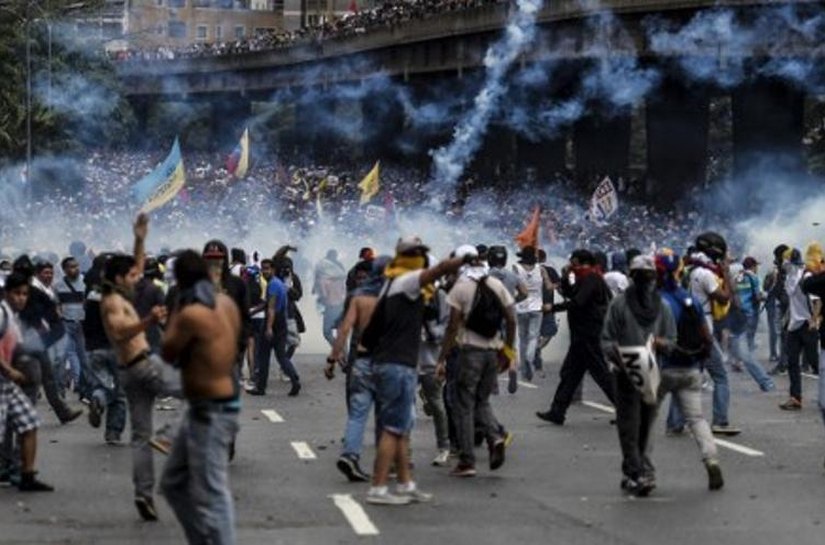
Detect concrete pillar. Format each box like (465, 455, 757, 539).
(470, 125, 518, 187)
(211, 94, 252, 151)
(128, 96, 152, 148)
(517, 134, 567, 183)
(573, 106, 632, 187)
(646, 79, 710, 203)
(732, 77, 805, 178)
(361, 86, 406, 163)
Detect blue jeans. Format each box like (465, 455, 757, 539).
(161, 404, 239, 545)
(87, 349, 127, 439)
(61, 321, 89, 396)
(374, 363, 416, 436)
(730, 314, 774, 392)
(322, 304, 343, 348)
(342, 358, 376, 459)
(517, 311, 542, 380)
(669, 338, 730, 428)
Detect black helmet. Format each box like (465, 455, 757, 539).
(695, 232, 727, 263)
(488, 245, 508, 267)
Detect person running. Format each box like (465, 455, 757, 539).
(436, 245, 516, 477)
(361, 236, 466, 505)
(12, 256, 81, 424)
(730, 257, 774, 391)
(100, 213, 178, 521)
(159, 251, 242, 545)
(537, 249, 616, 425)
(0, 272, 54, 492)
(655, 250, 724, 491)
(83, 254, 128, 444)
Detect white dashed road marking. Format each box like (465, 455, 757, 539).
(290, 441, 317, 460)
(713, 438, 765, 457)
(581, 400, 765, 457)
(498, 378, 539, 389)
(582, 400, 615, 414)
(261, 409, 284, 423)
(330, 494, 380, 536)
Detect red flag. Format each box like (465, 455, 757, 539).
(348, 0, 358, 12)
(515, 206, 541, 249)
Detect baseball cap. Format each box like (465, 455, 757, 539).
(629, 255, 656, 272)
(454, 244, 479, 262)
(396, 236, 429, 255)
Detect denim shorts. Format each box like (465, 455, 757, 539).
(374, 363, 417, 436)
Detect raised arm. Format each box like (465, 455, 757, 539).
(419, 256, 465, 288)
(133, 213, 148, 276)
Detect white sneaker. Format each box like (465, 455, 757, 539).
(432, 449, 450, 467)
(397, 487, 433, 503)
(365, 489, 412, 506)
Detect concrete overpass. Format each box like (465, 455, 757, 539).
(118, 0, 825, 200)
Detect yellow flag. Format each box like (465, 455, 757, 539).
(358, 161, 380, 205)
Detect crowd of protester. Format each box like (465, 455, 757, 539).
(112, 0, 506, 61)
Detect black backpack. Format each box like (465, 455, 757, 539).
(672, 296, 712, 366)
(465, 277, 505, 339)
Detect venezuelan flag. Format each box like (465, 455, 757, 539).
(131, 138, 187, 213)
(226, 128, 250, 178)
(358, 161, 380, 205)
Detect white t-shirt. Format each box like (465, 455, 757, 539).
(689, 266, 719, 328)
(786, 267, 819, 331)
(513, 264, 543, 314)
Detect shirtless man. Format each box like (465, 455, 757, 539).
(326, 256, 389, 483)
(100, 213, 174, 521)
(159, 251, 241, 545)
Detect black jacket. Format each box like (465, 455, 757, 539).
(554, 272, 611, 343)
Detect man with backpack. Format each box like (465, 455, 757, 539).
(676, 232, 740, 436)
(655, 251, 724, 492)
(436, 245, 516, 477)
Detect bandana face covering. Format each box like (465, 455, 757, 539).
(384, 255, 433, 301)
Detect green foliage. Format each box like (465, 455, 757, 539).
(0, 0, 135, 163)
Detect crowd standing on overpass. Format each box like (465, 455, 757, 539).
(113, 0, 507, 61)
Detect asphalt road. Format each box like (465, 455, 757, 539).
(1, 330, 823, 545)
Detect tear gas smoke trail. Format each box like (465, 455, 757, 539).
(429, 0, 544, 203)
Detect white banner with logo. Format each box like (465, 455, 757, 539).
(588, 176, 619, 223)
(617, 337, 660, 405)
